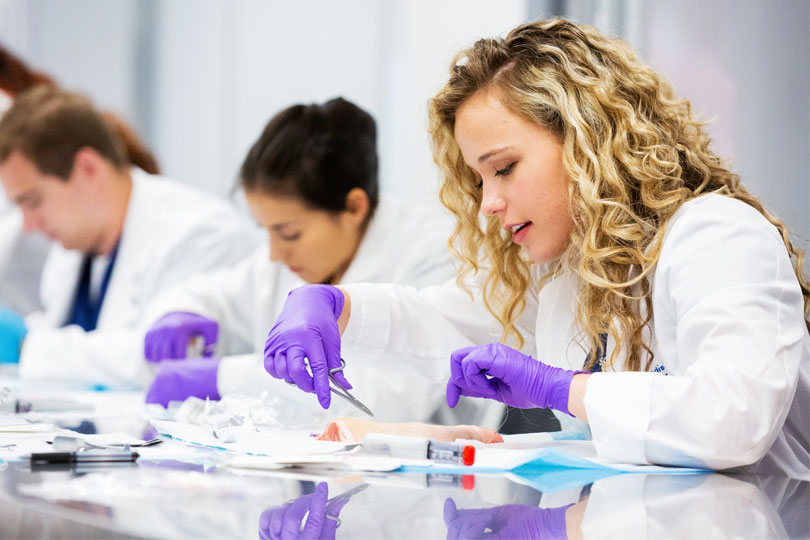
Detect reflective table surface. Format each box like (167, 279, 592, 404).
(1, 450, 808, 539)
(0, 384, 807, 539)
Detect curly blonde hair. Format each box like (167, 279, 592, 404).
(429, 18, 810, 371)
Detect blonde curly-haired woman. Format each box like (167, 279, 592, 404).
(262, 19, 809, 478)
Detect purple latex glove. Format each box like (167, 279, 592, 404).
(258, 482, 349, 540)
(145, 357, 221, 407)
(443, 499, 573, 540)
(144, 311, 219, 363)
(446, 343, 586, 415)
(263, 285, 349, 409)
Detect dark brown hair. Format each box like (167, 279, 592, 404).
(0, 86, 128, 178)
(240, 97, 379, 214)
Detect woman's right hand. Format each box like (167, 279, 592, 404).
(263, 285, 349, 409)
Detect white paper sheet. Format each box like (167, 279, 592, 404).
(150, 419, 346, 456)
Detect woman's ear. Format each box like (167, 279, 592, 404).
(344, 188, 370, 224)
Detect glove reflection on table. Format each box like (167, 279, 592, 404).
(446, 343, 586, 415)
(144, 311, 219, 362)
(258, 482, 350, 540)
(443, 498, 572, 540)
(263, 285, 349, 409)
(145, 357, 221, 407)
(0, 305, 27, 364)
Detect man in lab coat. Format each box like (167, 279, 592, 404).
(0, 87, 256, 387)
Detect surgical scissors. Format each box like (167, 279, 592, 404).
(328, 358, 374, 417)
(286, 358, 374, 417)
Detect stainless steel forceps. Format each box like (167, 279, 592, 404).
(329, 358, 374, 417)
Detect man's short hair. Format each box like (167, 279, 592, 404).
(0, 86, 128, 178)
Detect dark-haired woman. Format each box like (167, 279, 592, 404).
(141, 98, 479, 425)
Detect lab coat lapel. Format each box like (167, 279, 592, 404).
(36, 245, 83, 328)
(95, 171, 148, 329)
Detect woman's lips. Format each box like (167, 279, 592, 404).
(512, 222, 532, 244)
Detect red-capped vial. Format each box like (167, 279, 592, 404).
(462, 445, 475, 466)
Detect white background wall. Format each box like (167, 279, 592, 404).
(637, 0, 810, 249)
(1, 0, 808, 245)
(1, 0, 527, 215)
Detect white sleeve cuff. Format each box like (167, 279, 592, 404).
(217, 353, 269, 396)
(584, 372, 653, 465)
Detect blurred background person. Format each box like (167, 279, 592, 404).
(0, 43, 160, 318)
(141, 98, 494, 427)
(0, 87, 257, 386)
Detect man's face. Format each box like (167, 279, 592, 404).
(0, 150, 99, 252)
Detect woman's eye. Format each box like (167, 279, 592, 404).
(494, 162, 515, 177)
(476, 180, 483, 190)
(24, 200, 42, 211)
(279, 232, 301, 242)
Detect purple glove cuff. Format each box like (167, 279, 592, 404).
(288, 284, 344, 320)
(544, 367, 589, 416)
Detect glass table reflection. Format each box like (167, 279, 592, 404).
(0, 455, 807, 539)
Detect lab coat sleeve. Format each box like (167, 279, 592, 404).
(142, 249, 266, 357)
(19, 326, 150, 388)
(340, 275, 538, 405)
(584, 200, 806, 469)
(18, 210, 258, 388)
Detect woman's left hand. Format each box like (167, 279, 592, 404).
(446, 342, 584, 414)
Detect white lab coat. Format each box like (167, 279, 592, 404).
(19, 169, 258, 387)
(145, 196, 496, 425)
(0, 193, 49, 315)
(340, 194, 810, 478)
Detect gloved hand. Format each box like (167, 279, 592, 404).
(258, 482, 349, 540)
(446, 343, 586, 415)
(263, 285, 349, 409)
(144, 311, 219, 363)
(443, 499, 573, 540)
(145, 357, 221, 407)
(0, 306, 27, 364)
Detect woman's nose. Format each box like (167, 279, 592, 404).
(479, 183, 506, 216)
(268, 240, 283, 262)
